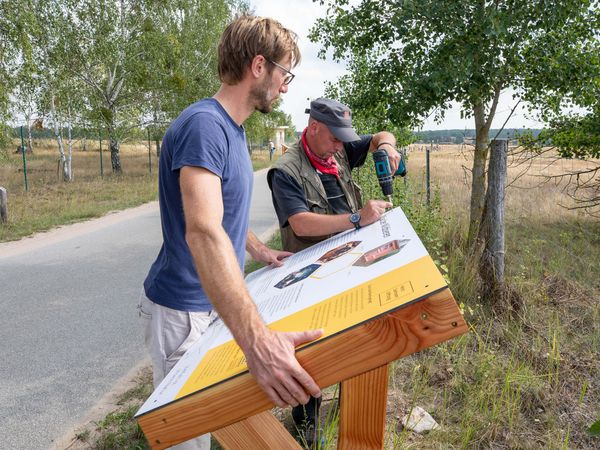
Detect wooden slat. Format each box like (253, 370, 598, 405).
(338, 365, 389, 450)
(139, 288, 467, 449)
(213, 411, 302, 450)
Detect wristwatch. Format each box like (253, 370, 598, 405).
(349, 212, 361, 230)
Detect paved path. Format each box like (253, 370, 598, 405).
(0, 169, 277, 450)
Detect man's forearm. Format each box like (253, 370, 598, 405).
(246, 230, 265, 260)
(288, 211, 353, 237)
(370, 131, 397, 152)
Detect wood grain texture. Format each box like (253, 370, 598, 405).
(338, 365, 389, 450)
(212, 411, 302, 450)
(138, 288, 467, 449)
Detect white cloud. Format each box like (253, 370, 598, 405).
(251, 0, 544, 131)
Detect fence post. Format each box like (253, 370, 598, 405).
(479, 139, 508, 297)
(0, 186, 7, 223)
(147, 128, 152, 174)
(20, 126, 29, 191)
(402, 147, 407, 187)
(426, 142, 431, 206)
(99, 133, 104, 178)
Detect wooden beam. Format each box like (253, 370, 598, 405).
(213, 411, 302, 450)
(338, 365, 389, 450)
(139, 288, 467, 449)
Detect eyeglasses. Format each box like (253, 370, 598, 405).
(267, 59, 295, 85)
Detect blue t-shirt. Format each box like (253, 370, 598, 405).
(144, 98, 253, 312)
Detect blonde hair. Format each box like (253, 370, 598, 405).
(218, 15, 301, 84)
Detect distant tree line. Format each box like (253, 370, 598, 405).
(413, 129, 543, 144)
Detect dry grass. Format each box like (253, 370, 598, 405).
(405, 143, 598, 222)
(0, 139, 277, 242)
(392, 144, 600, 449)
(55, 142, 599, 449)
(0, 139, 158, 242)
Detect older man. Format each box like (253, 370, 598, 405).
(268, 97, 399, 444)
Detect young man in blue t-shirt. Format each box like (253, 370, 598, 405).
(140, 15, 322, 449)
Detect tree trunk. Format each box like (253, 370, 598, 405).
(107, 106, 122, 174)
(467, 103, 490, 246)
(155, 138, 161, 158)
(65, 114, 73, 182)
(50, 95, 70, 182)
(478, 139, 507, 303)
(27, 120, 33, 153)
(0, 186, 7, 223)
(110, 136, 122, 174)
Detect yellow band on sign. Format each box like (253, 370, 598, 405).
(176, 255, 446, 399)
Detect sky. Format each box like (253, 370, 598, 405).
(251, 0, 546, 132)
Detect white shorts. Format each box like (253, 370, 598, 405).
(138, 295, 212, 450)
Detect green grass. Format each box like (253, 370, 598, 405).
(361, 164, 599, 448)
(0, 175, 158, 242)
(70, 369, 153, 450)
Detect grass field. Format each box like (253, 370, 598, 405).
(0, 139, 278, 242)
(384, 145, 599, 449)
(8, 141, 599, 449)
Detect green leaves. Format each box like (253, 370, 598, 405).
(311, 0, 599, 132)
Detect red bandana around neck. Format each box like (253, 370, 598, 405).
(301, 128, 339, 178)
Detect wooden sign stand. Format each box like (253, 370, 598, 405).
(137, 287, 467, 449)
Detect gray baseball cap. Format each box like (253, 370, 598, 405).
(305, 98, 360, 142)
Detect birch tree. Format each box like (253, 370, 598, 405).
(0, 1, 40, 154)
(136, 0, 235, 156)
(44, 0, 148, 174)
(310, 0, 600, 245)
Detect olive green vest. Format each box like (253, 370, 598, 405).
(268, 140, 363, 253)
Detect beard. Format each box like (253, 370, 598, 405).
(250, 75, 276, 114)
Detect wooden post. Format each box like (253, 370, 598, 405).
(0, 186, 7, 223)
(99, 133, 104, 178)
(20, 126, 29, 191)
(426, 143, 431, 206)
(147, 128, 152, 174)
(338, 365, 389, 450)
(213, 411, 302, 450)
(402, 148, 407, 186)
(479, 139, 507, 298)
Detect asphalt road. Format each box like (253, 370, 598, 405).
(0, 168, 277, 450)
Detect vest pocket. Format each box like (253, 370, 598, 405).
(350, 180, 363, 209)
(307, 198, 329, 215)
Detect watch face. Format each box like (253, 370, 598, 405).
(350, 213, 360, 224)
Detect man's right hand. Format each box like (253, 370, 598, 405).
(243, 328, 323, 408)
(359, 199, 392, 226)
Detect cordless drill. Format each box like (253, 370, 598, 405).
(373, 148, 407, 206)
